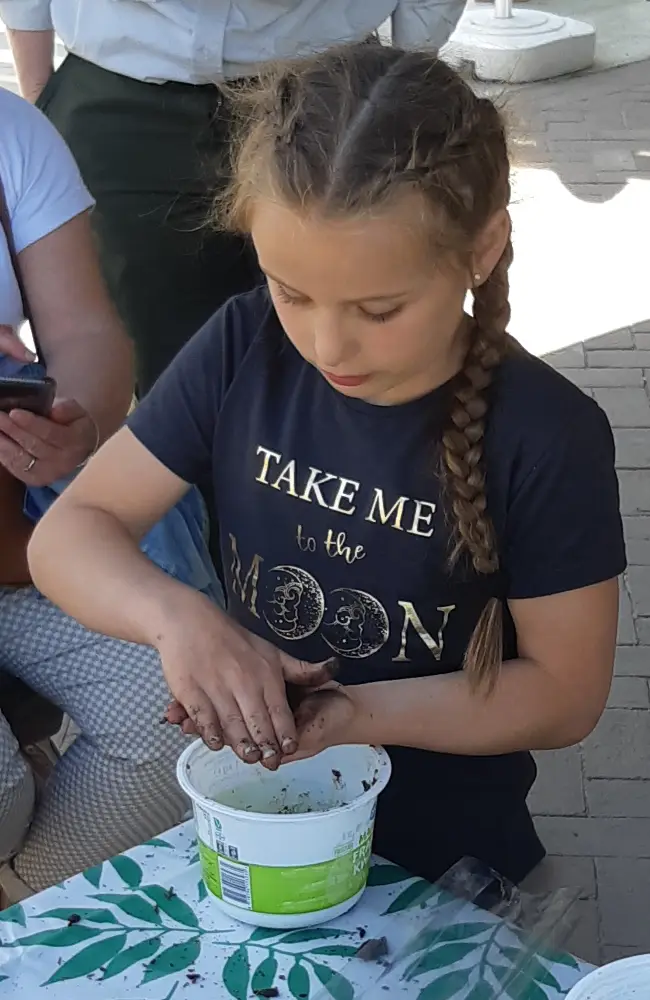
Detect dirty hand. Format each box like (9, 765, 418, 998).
(0, 397, 98, 485)
(283, 681, 360, 762)
(158, 598, 338, 769)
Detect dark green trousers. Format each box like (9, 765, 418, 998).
(39, 54, 260, 394)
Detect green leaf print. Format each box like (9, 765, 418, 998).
(222, 945, 250, 1000)
(513, 981, 549, 1000)
(288, 961, 311, 1000)
(142, 936, 201, 984)
(0, 903, 25, 927)
(94, 893, 162, 925)
(145, 838, 175, 849)
(110, 856, 143, 888)
(465, 983, 495, 1000)
(101, 935, 162, 980)
(311, 946, 359, 958)
(365, 864, 412, 887)
(437, 924, 493, 944)
(7, 925, 102, 948)
(282, 928, 345, 946)
(417, 969, 470, 999)
(537, 946, 581, 972)
(406, 942, 479, 980)
(251, 955, 278, 992)
(383, 879, 431, 915)
(83, 864, 104, 889)
(197, 881, 208, 903)
(311, 962, 354, 1000)
(497, 948, 562, 993)
(37, 908, 120, 925)
(248, 927, 284, 943)
(142, 885, 199, 928)
(404, 922, 490, 960)
(44, 932, 128, 985)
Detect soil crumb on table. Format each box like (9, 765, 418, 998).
(356, 936, 389, 962)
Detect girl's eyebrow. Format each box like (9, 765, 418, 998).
(262, 269, 411, 303)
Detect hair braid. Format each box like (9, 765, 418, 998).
(441, 235, 514, 691)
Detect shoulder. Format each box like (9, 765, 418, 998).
(0, 86, 67, 184)
(134, 285, 280, 414)
(187, 284, 280, 385)
(0, 86, 94, 251)
(489, 345, 610, 460)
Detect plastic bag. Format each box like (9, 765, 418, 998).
(312, 856, 584, 999)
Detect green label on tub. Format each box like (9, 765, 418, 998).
(198, 833, 372, 915)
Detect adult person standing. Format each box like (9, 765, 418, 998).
(0, 1, 466, 393)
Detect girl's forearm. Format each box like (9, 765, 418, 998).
(352, 662, 600, 756)
(28, 503, 204, 647)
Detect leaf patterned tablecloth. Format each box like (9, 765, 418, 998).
(0, 822, 591, 999)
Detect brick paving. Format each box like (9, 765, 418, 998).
(504, 62, 650, 965)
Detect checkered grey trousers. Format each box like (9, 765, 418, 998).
(0, 586, 190, 892)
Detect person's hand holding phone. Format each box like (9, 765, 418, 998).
(0, 396, 98, 485)
(0, 323, 37, 366)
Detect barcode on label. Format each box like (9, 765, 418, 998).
(218, 858, 252, 908)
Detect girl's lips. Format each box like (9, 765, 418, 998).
(322, 371, 369, 387)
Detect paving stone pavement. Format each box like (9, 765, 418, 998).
(505, 61, 650, 966)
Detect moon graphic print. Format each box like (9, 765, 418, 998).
(263, 565, 326, 640)
(321, 588, 390, 658)
(225, 443, 458, 665)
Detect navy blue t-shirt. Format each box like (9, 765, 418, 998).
(129, 287, 625, 884)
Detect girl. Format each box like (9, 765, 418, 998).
(29, 43, 625, 886)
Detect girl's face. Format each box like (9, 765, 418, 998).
(250, 194, 472, 406)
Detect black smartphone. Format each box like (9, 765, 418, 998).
(0, 376, 56, 416)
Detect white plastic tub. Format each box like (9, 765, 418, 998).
(177, 741, 392, 929)
(566, 955, 650, 999)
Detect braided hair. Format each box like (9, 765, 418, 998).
(220, 43, 514, 691)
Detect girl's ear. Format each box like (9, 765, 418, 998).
(470, 209, 511, 286)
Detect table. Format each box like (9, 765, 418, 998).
(0, 823, 591, 999)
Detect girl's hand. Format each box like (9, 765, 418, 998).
(0, 397, 98, 485)
(284, 682, 361, 762)
(157, 596, 337, 769)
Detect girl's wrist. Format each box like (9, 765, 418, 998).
(347, 683, 389, 746)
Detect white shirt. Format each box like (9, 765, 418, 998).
(0, 86, 93, 329)
(0, 1, 467, 85)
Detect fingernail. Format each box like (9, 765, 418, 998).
(261, 746, 278, 760)
(207, 736, 223, 750)
(324, 657, 340, 676)
(243, 744, 258, 757)
(282, 738, 297, 754)
(25, 349, 36, 361)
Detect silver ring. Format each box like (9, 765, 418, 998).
(24, 456, 36, 473)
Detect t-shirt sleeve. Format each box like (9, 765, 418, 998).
(0, 89, 94, 252)
(505, 403, 626, 600)
(127, 298, 252, 485)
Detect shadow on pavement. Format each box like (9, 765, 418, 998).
(491, 61, 650, 204)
